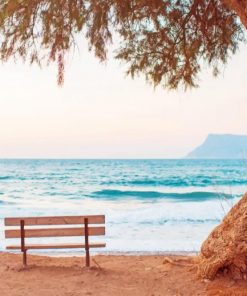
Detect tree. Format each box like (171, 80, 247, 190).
(0, 0, 245, 88)
(198, 192, 247, 280)
(223, 0, 247, 29)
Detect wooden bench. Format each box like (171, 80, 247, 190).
(4, 215, 106, 267)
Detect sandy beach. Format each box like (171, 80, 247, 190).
(1, 252, 247, 296)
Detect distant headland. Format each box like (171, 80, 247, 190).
(186, 134, 247, 159)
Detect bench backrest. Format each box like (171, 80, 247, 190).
(4, 215, 105, 239)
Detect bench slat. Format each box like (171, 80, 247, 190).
(5, 226, 105, 238)
(5, 215, 105, 226)
(6, 243, 106, 250)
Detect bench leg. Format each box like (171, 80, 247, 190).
(85, 248, 90, 267)
(84, 218, 90, 267)
(20, 220, 27, 266)
(23, 250, 27, 266)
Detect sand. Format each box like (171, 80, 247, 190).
(1, 252, 247, 296)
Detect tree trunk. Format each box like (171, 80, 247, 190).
(222, 0, 247, 29)
(198, 192, 247, 280)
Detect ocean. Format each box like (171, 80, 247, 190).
(0, 159, 246, 254)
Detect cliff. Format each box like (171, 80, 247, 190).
(186, 134, 247, 159)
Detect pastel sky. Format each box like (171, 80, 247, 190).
(0, 43, 246, 159)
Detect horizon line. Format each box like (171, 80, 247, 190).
(0, 157, 246, 160)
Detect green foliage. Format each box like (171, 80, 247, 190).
(0, 0, 244, 88)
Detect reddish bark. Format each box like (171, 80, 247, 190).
(198, 192, 247, 280)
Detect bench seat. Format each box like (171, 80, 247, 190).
(6, 242, 106, 250)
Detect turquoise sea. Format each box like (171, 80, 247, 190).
(0, 159, 246, 253)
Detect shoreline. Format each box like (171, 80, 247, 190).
(0, 250, 199, 257)
(1, 252, 247, 296)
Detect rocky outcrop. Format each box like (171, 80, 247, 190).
(186, 134, 247, 159)
(198, 192, 247, 279)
